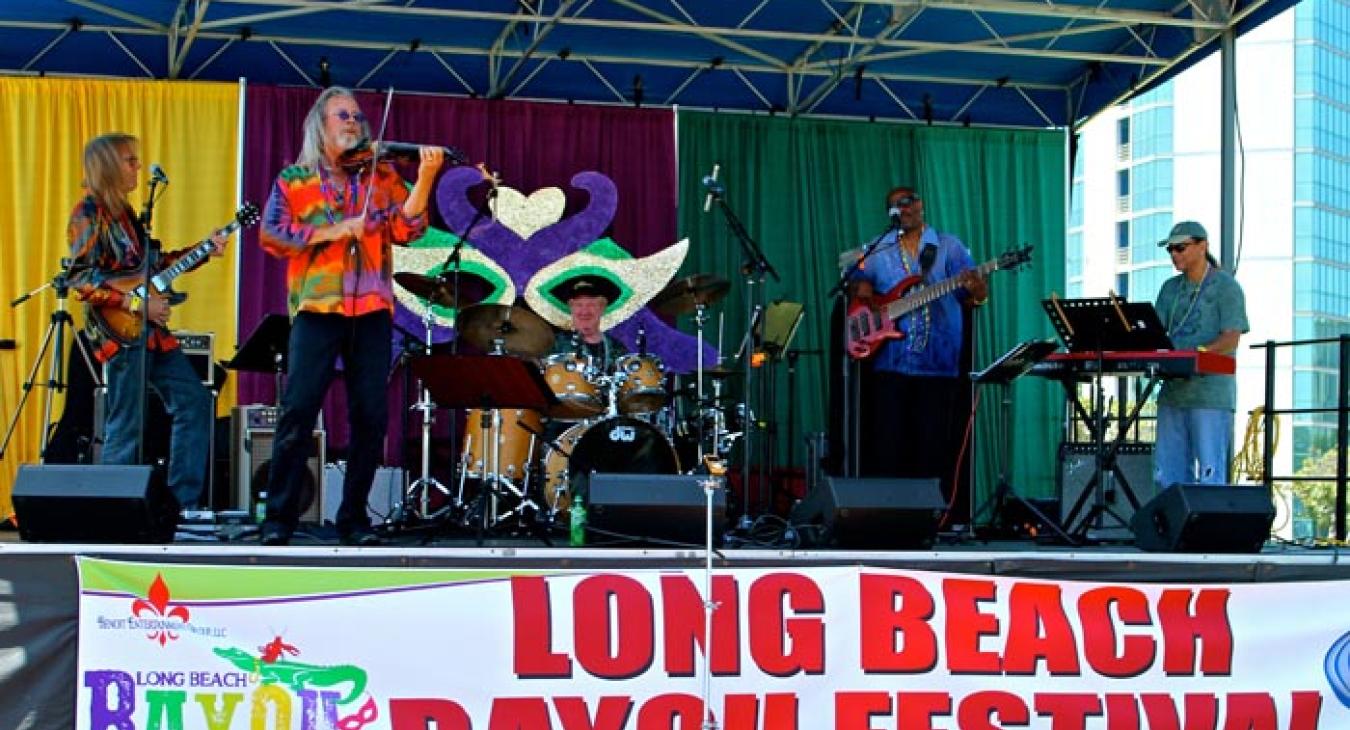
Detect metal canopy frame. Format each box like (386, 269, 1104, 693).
(0, 0, 1285, 128)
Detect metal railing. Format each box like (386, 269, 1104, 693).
(1255, 335, 1350, 541)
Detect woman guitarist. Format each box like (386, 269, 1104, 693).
(66, 132, 227, 511)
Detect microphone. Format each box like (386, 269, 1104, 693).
(702, 163, 721, 213)
(150, 164, 169, 185)
(888, 206, 903, 230)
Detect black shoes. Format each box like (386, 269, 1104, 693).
(339, 528, 382, 547)
(260, 523, 291, 546)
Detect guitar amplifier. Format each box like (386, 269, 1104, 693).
(1058, 442, 1156, 541)
(175, 331, 215, 387)
(231, 405, 325, 522)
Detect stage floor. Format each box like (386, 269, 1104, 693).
(3, 526, 1349, 583)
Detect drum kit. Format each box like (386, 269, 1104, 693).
(392, 270, 738, 536)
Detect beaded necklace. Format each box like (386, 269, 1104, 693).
(1167, 262, 1211, 335)
(898, 236, 932, 353)
(318, 167, 360, 224)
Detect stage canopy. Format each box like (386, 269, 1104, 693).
(0, 0, 1296, 129)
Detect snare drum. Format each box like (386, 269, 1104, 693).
(541, 416, 680, 516)
(615, 353, 666, 414)
(542, 353, 605, 420)
(461, 408, 541, 483)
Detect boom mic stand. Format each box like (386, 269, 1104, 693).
(1, 264, 103, 461)
(704, 177, 778, 517)
(827, 222, 898, 478)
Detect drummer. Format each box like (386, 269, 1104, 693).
(550, 274, 627, 370)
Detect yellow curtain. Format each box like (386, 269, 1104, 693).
(0, 78, 240, 518)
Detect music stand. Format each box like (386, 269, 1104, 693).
(1043, 297, 1172, 353)
(1040, 297, 1170, 541)
(225, 314, 292, 403)
(411, 354, 557, 544)
(969, 339, 1072, 543)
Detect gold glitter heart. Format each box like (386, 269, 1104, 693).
(490, 186, 566, 239)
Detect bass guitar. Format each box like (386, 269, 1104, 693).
(90, 203, 260, 345)
(845, 245, 1033, 360)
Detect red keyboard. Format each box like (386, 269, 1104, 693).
(1030, 349, 1236, 379)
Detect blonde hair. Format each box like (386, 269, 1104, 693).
(82, 132, 137, 215)
(296, 86, 370, 170)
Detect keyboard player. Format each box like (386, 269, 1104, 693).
(1152, 221, 1249, 489)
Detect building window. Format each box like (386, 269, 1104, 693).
(1115, 272, 1130, 299)
(1117, 169, 1131, 197)
(1118, 118, 1131, 146)
(1117, 222, 1130, 249)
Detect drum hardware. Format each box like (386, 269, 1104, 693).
(540, 416, 681, 519)
(409, 353, 557, 544)
(393, 306, 457, 525)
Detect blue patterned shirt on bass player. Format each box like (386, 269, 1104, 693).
(852, 225, 977, 377)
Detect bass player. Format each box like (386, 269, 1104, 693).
(66, 132, 227, 511)
(849, 185, 987, 498)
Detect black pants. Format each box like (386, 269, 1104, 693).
(860, 371, 960, 498)
(266, 311, 391, 534)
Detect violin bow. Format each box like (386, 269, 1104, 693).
(359, 86, 396, 222)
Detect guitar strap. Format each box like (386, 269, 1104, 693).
(918, 241, 938, 280)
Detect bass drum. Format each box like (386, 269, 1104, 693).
(542, 417, 679, 516)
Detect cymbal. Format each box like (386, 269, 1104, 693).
(455, 303, 554, 358)
(651, 274, 730, 316)
(394, 271, 489, 309)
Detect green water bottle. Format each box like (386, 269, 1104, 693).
(569, 494, 587, 547)
(255, 491, 268, 525)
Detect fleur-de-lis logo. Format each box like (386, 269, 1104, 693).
(130, 573, 190, 646)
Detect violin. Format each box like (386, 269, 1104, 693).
(338, 138, 468, 172)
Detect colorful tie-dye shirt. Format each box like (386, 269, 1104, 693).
(66, 194, 195, 362)
(259, 162, 428, 317)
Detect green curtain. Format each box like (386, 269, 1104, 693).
(675, 110, 1066, 520)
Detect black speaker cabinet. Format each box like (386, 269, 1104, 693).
(587, 473, 727, 545)
(230, 405, 325, 521)
(12, 464, 178, 543)
(1131, 484, 1275, 553)
(789, 477, 945, 549)
(1059, 443, 1156, 541)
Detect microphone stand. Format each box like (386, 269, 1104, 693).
(437, 190, 492, 530)
(706, 182, 778, 518)
(829, 222, 897, 478)
(134, 175, 166, 470)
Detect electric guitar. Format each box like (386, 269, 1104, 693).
(845, 245, 1033, 360)
(90, 203, 261, 345)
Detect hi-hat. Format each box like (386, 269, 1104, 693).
(394, 271, 489, 309)
(651, 274, 730, 316)
(456, 303, 554, 358)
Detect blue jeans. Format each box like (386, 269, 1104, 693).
(101, 344, 212, 508)
(1154, 404, 1234, 488)
(265, 311, 390, 534)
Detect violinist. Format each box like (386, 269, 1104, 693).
(257, 86, 445, 546)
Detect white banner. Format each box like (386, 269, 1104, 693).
(76, 558, 1350, 729)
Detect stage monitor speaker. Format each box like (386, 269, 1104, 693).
(587, 473, 726, 545)
(1130, 484, 1275, 553)
(322, 465, 403, 525)
(231, 405, 325, 522)
(12, 464, 177, 543)
(1058, 442, 1156, 541)
(789, 477, 944, 549)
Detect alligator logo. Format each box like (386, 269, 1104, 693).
(213, 646, 367, 705)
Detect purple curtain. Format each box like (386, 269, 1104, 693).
(238, 85, 677, 461)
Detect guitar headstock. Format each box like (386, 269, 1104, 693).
(998, 245, 1034, 270)
(235, 202, 262, 228)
